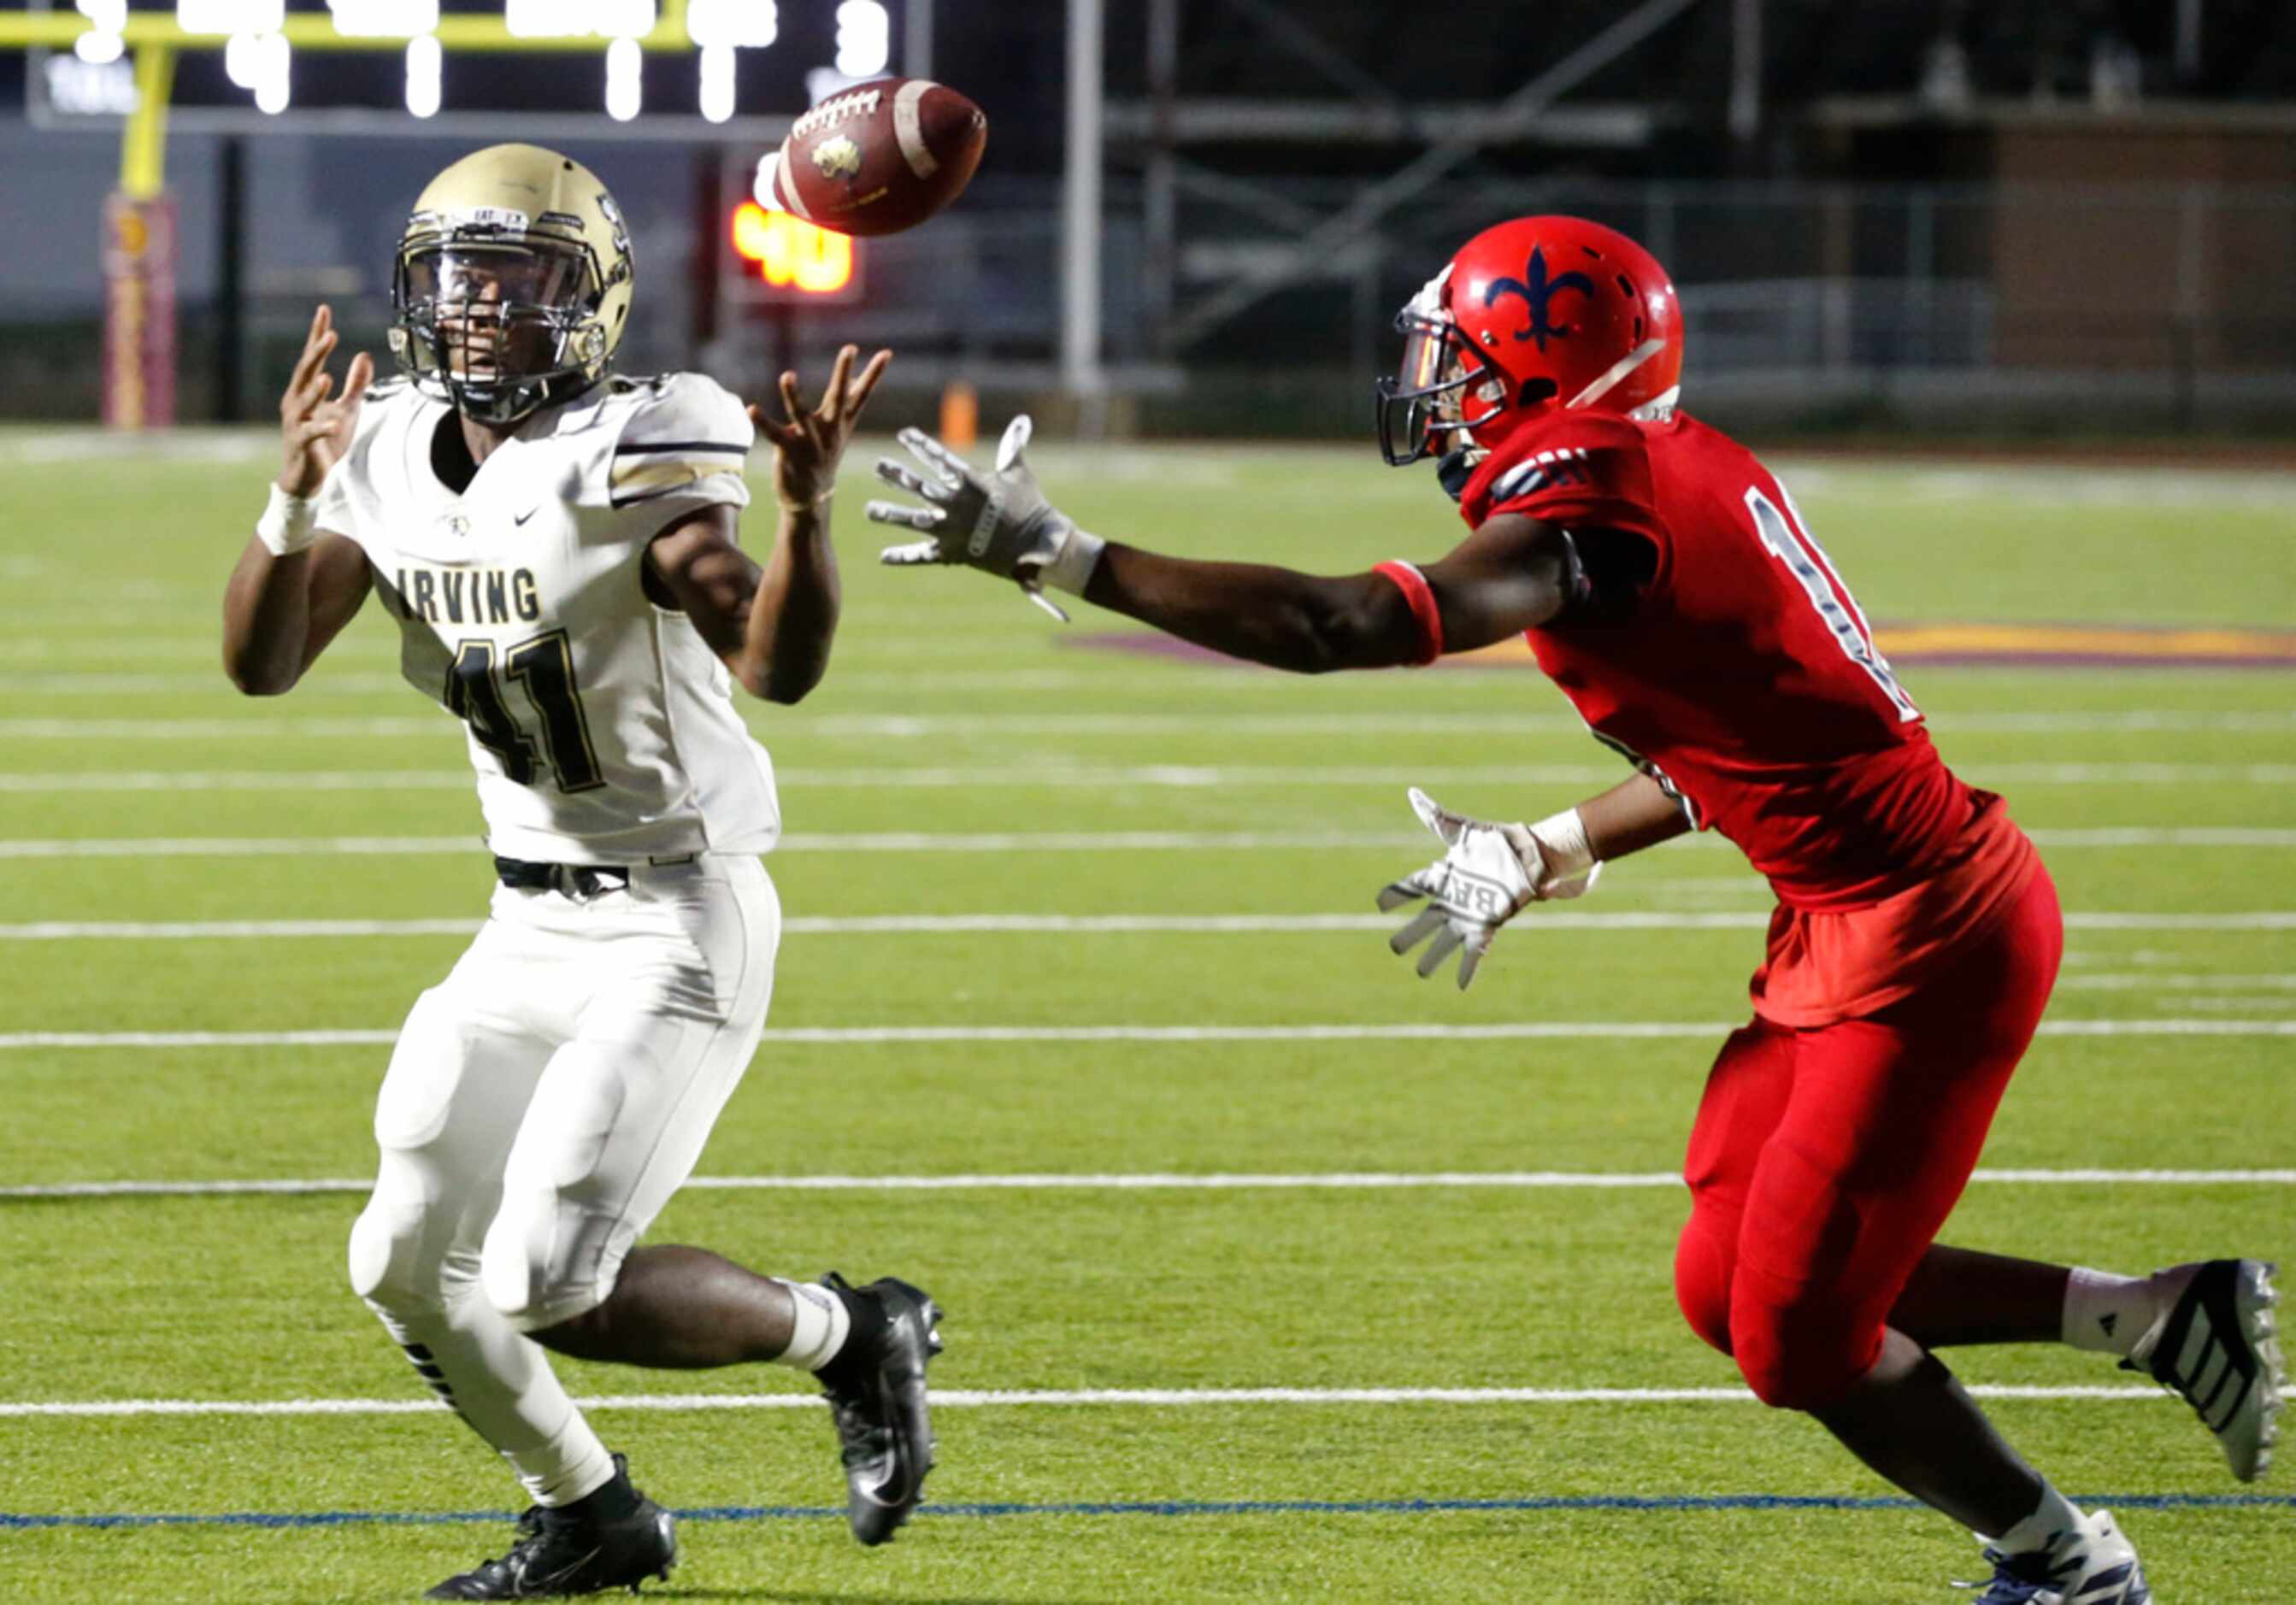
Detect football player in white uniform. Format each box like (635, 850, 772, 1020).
(221, 144, 942, 1599)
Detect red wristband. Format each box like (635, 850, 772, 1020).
(1374, 561, 1443, 665)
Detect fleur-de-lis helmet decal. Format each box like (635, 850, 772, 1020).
(1481, 246, 1598, 352)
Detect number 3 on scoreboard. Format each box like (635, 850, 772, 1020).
(444, 629, 607, 793)
(1743, 485, 1921, 722)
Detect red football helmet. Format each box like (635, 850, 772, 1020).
(1377, 215, 1683, 466)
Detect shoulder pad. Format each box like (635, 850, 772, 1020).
(609, 372, 754, 454)
(603, 373, 755, 514)
(1466, 411, 1659, 536)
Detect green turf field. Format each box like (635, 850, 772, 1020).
(0, 430, 2290, 1602)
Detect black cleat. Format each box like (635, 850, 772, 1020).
(425, 1456, 676, 1600)
(817, 1272, 944, 1545)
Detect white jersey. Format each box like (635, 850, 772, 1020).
(316, 372, 780, 863)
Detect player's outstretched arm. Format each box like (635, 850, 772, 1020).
(650, 345, 891, 703)
(868, 416, 1579, 673)
(222, 304, 373, 696)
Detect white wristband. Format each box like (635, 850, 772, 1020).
(1526, 807, 1596, 889)
(256, 482, 320, 557)
(1040, 525, 1105, 597)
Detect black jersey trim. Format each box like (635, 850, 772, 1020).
(614, 438, 750, 456)
(609, 483, 745, 511)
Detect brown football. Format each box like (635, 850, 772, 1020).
(762, 77, 986, 238)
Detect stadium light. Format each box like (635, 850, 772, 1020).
(404, 32, 440, 117)
(504, 0, 579, 37)
(833, 1, 887, 78)
(698, 42, 734, 123)
(731, 201, 855, 296)
(74, 0, 124, 61)
(604, 35, 641, 121)
(329, 0, 440, 39)
(508, 0, 656, 40)
(46, 52, 138, 112)
(251, 31, 290, 112)
(178, 0, 285, 37)
(687, 0, 775, 50)
(222, 29, 260, 85)
(597, 0, 656, 40)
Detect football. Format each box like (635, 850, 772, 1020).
(759, 77, 987, 238)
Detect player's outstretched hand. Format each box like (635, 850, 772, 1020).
(868, 414, 1097, 620)
(278, 304, 374, 499)
(1378, 788, 1597, 990)
(753, 344, 892, 514)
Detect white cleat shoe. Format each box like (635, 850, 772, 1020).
(1959, 1507, 2151, 1605)
(2122, 1258, 2284, 1482)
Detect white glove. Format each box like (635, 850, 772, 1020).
(1378, 787, 1600, 990)
(868, 414, 1104, 621)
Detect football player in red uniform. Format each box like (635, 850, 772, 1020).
(867, 215, 2281, 1601)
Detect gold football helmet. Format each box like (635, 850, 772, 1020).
(389, 144, 634, 425)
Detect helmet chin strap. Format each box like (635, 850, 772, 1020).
(1564, 337, 1669, 411)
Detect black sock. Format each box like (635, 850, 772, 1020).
(814, 1284, 888, 1390)
(553, 1461, 642, 1526)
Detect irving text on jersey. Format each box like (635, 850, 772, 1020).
(391, 564, 543, 626)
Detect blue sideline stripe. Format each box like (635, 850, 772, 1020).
(4, 1492, 2293, 1531)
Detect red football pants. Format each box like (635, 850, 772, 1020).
(1672, 867, 2063, 1410)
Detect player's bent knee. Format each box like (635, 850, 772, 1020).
(348, 1193, 450, 1317)
(1729, 1304, 1878, 1411)
(478, 1189, 615, 1332)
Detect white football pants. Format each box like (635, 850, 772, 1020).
(347, 854, 779, 1504)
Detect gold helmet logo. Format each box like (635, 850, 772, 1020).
(812, 137, 863, 183)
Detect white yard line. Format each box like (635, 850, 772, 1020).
(4, 829, 2296, 858)
(0, 920, 487, 939)
(0, 718, 454, 741)
(3, 911, 2294, 940)
(0, 670, 1123, 698)
(2054, 911, 2296, 926)
(3, 1019, 2292, 1052)
(2058, 973, 2296, 991)
(0, 766, 1629, 794)
(4, 1168, 2287, 1202)
(5, 710, 2296, 742)
(0, 430, 273, 466)
(0, 1384, 2176, 1420)
(8, 762, 2296, 792)
(0, 771, 473, 793)
(2022, 830, 2296, 849)
(0, 1030, 399, 1049)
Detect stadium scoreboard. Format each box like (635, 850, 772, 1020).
(23, 1, 910, 127)
(4, 1, 907, 426)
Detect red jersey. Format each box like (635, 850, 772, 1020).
(1455, 409, 2049, 1025)
(1460, 409, 1980, 914)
